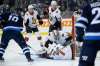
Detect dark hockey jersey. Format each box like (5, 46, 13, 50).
(0, 12, 23, 31)
(75, 2, 100, 40)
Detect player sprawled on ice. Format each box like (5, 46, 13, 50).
(48, 1, 62, 38)
(75, 0, 100, 66)
(38, 30, 73, 60)
(0, 8, 33, 62)
(23, 5, 43, 45)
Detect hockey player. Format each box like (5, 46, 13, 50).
(24, 5, 43, 45)
(75, 0, 100, 66)
(0, 8, 33, 62)
(48, 1, 62, 36)
(39, 30, 73, 60)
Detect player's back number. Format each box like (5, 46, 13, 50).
(8, 15, 19, 22)
(91, 8, 100, 24)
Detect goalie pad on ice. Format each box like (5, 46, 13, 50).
(46, 43, 72, 60)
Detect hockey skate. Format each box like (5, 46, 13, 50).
(0, 57, 4, 62)
(27, 58, 34, 62)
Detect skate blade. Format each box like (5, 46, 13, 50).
(0, 60, 5, 64)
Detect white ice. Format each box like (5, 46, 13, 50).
(0, 37, 100, 66)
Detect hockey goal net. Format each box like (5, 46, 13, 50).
(32, 16, 77, 59)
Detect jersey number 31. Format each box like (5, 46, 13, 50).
(91, 8, 100, 24)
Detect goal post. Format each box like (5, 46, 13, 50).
(71, 16, 76, 60)
(61, 16, 76, 60)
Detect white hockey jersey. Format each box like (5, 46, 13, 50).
(24, 10, 38, 28)
(43, 32, 72, 60)
(49, 7, 62, 25)
(46, 32, 71, 46)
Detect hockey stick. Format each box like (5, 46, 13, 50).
(18, 45, 38, 55)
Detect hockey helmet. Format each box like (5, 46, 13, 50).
(28, 5, 34, 9)
(50, 0, 58, 9)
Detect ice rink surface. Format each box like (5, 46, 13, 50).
(0, 37, 100, 66)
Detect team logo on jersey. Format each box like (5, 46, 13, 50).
(82, 56, 88, 61)
(32, 17, 37, 24)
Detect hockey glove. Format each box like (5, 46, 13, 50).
(76, 27, 84, 42)
(39, 20, 43, 25)
(76, 36, 84, 42)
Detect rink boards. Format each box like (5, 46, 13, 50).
(0, 18, 73, 36)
